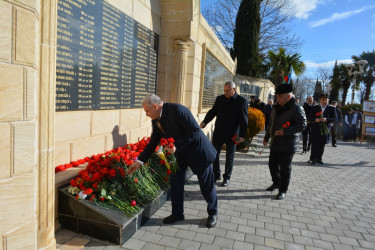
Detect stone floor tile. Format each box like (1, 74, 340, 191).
(177, 239, 201, 250)
(121, 238, 146, 250)
(233, 240, 254, 250)
(193, 232, 215, 244)
(212, 236, 234, 248)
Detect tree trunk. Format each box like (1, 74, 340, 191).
(364, 69, 374, 101)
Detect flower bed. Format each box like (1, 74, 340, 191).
(61, 137, 177, 217)
(57, 137, 180, 244)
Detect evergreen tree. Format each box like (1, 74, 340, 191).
(329, 61, 341, 102)
(231, 0, 261, 77)
(313, 78, 322, 102)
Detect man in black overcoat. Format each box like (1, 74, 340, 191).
(263, 84, 306, 200)
(331, 100, 342, 147)
(301, 96, 314, 154)
(307, 94, 337, 165)
(200, 81, 248, 187)
(128, 94, 218, 228)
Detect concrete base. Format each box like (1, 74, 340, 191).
(58, 185, 170, 245)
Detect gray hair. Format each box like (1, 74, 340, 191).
(143, 94, 163, 107)
(224, 81, 236, 89)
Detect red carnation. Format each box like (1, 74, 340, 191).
(131, 200, 136, 207)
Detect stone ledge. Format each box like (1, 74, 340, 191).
(55, 163, 88, 188)
(58, 185, 170, 245)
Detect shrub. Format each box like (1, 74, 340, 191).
(246, 107, 265, 140)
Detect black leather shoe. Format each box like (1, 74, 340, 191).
(316, 160, 324, 164)
(214, 176, 222, 182)
(222, 179, 229, 187)
(300, 150, 306, 155)
(275, 192, 286, 200)
(163, 214, 185, 224)
(307, 160, 315, 165)
(266, 183, 279, 191)
(332, 144, 337, 147)
(206, 214, 218, 228)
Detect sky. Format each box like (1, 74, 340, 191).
(200, 0, 375, 79)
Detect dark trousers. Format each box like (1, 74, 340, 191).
(302, 124, 312, 151)
(310, 140, 325, 162)
(344, 124, 356, 140)
(331, 123, 337, 146)
(268, 151, 295, 193)
(212, 139, 236, 180)
(170, 163, 217, 216)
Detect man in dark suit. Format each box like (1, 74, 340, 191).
(307, 94, 337, 165)
(263, 84, 306, 200)
(301, 96, 314, 154)
(128, 94, 218, 228)
(263, 99, 273, 130)
(249, 95, 257, 108)
(331, 100, 342, 147)
(200, 81, 248, 187)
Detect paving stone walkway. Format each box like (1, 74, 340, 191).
(56, 135, 375, 250)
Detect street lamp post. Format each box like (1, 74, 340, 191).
(345, 60, 368, 104)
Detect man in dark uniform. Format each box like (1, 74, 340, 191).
(249, 95, 257, 108)
(263, 84, 306, 200)
(307, 94, 337, 165)
(301, 96, 314, 154)
(263, 99, 273, 130)
(128, 94, 218, 228)
(331, 100, 342, 147)
(200, 81, 248, 187)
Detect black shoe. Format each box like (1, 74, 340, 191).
(300, 150, 307, 155)
(266, 183, 279, 191)
(316, 160, 324, 164)
(332, 144, 337, 147)
(163, 214, 185, 224)
(275, 192, 286, 200)
(214, 176, 222, 182)
(307, 160, 315, 165)
(206, 214, 218, 228)
(222, 179, 229, 187)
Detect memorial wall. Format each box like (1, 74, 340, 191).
(56, 0, 159, 110)
(202, 52, 234, 109)
(0, 0, 238, 247)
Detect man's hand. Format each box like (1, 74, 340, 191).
(200, 122, 206, 129)
(274, 129, 284, 136)
(263, 139, 268, 146)
(128, 161, 141, 175)
(321, 117, 327, 122)
(165, 145, 176, 154)
(239, 137, 245, 143)
(315, 118, 321, 123)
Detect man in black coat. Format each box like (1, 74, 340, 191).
(249, 95, 257, 108)
(263, 84, 306, 200)
(263, 99, 273, 130)
(307, 94, 337, 165)
(128, 94, 218, 228)
(200, 81, 248, 187)
(331, 100, 342, 147)
(301, 96, 314, 154)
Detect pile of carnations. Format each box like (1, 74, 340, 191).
(61, 137, 178, 217)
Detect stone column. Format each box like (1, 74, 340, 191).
(172, 40, 191, 105)
(37, 0, 57, 249)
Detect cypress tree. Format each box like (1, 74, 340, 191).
(231, 0, 261, 77)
